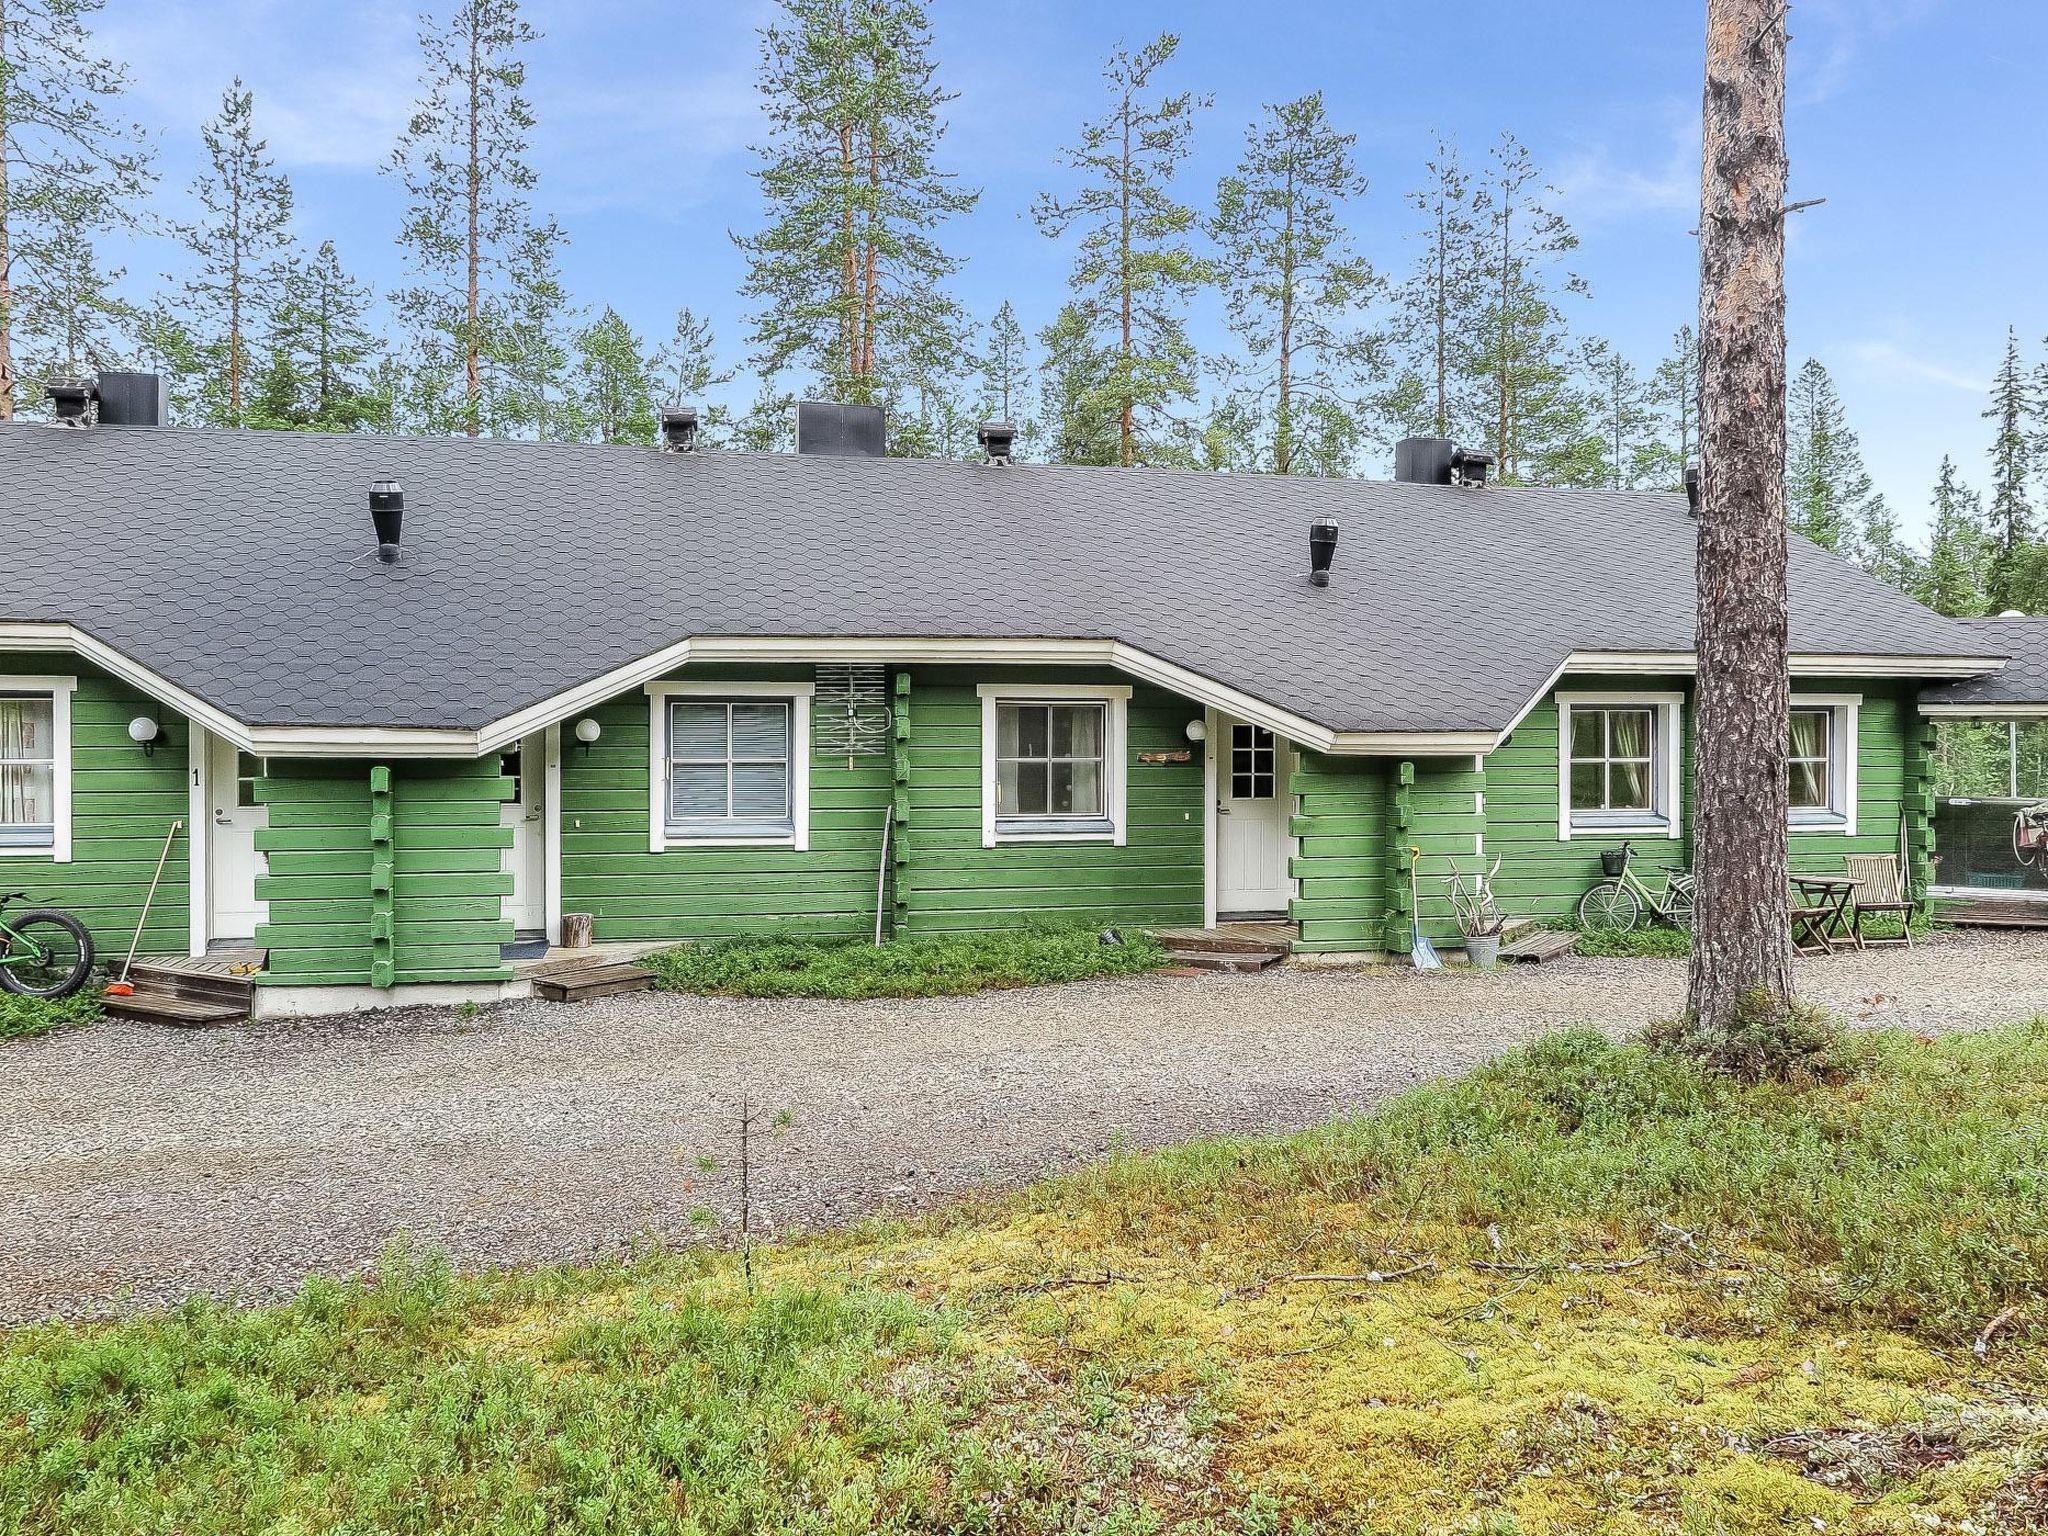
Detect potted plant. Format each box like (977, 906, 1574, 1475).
(1446, 857, 1508, 970)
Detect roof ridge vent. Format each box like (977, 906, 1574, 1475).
(976, 421, 1016, 465)
(659, 407, 700, 453)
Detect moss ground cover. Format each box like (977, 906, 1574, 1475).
(0, 991, 99, 1041)
(4, 1024, 2045, 1533)
(645, 927, 1169, 999)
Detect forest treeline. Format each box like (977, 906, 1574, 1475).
(3, 0, 2041, 618)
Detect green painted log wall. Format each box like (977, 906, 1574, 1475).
(1288, 754, 1389, 953)
(556, 664, 1203, 943)
(256, 758, 513, 986)
(560, 665, 892, 943)
(894, 667, 1203, 934)
(0, 654, 190, 957)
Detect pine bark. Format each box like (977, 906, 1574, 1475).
(1689, 0, 1793, 1027)
(0, 0, 14, 423)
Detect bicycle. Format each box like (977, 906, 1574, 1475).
(2014, 802, 2048, 872)
(0, 893, 96, 999)
(1576, 842, 1695, 933)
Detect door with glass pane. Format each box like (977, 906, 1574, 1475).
(500, 735, 546, 933)
(208, 736, 268, 941)
(1217, 718, 1289, 915)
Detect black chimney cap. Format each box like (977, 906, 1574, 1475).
(659, 406, 700, 452)
(369, 479, 404, 563)
(1449, 447, 1495, 488)
(47, 377, 96, 425)
(1309, 519, 1339, 587)
(976, 420, 1017, 463)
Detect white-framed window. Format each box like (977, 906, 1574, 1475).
(1556, 691, 1682, 841)
(646, 681, 812, 851)
(0, 677, 75, 862)
(977, 683, 1129, 846)
(1788, 694, 1860, 833)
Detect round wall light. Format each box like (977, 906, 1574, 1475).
(574, 717, 603, 750)
(1184, 719, 1207, 743)
(128, 716, 161, 755)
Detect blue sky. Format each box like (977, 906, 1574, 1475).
(93, 0, 2046, 540)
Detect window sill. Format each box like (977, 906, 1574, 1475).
(1789, 814, 1853, 835)
(659, 828, 801, 851)
(0, 844, 60, 860)
(989, 822, 1120, 846)
(1563, 817, 1676, 841)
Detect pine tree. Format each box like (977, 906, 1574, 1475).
(1916, 456, 1988, 616)
(254, 240, 385, 432)
(1641, 323, 1700, 490)
(571, 306, 657, 444)
(1983, 327, 2035, 609)
(493, 229, 580, 440)
(651, 307, 736, 444)
(1386, 136, 1479, 441)
(388, 0, 565, 437)
(173, 81, 296, 428)
(736, 0, 977, 410)
(1467, 132, 1588, 482)
(1579, 338, 1656, 490)
(1785, 357, 1871, 557)
(12, 212, 131, 408)
(1036, 300, 1118, 467)
(1208, 92, 1381, 476)
(976, 300, 1035, 454)
(0, 0, 152, 419)
(1033, 33, 1211, 468)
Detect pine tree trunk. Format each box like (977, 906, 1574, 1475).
(1689, 0, 1792, 1029)
(464, 18, 482, 437)
(0, 6, 14, 425)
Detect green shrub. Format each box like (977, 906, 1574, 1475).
(0, 991, 101, 1042)
(646, 928, 1168, 1000)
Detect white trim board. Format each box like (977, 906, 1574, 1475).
(976, 683, 1130, 848)
(0, 620, 2009, 762)
(645, 680, 814, 853)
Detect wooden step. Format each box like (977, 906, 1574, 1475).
(103, 988, 249, 1027)
(1162, 948, 1285, 973)
(125, 961, 257, 1010)
(1498, 929, 1579, 965)
(1149, 927, 1295, 956)
(533, 962, 657, 1002)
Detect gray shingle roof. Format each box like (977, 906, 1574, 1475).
(1923, 617, 2048, 708)
(0, 422, 1999, 734)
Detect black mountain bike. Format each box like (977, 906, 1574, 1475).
(0, 893, 96, 999)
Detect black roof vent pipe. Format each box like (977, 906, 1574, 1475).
(1309, 520, 1339, 587)
(46, 377, 97, 427)
(1684, 465, 1702, 518)
(659, 406, 700, 453)
(369, 479, 404, 563)
(1449, 447, 1494, 488)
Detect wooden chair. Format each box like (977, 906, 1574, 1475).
(1845, 853, 1913, 949)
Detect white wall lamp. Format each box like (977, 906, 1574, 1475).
(128, 716, 162, 756)
(574, 717, 602, 755)
(1184, 719, 1207, 743)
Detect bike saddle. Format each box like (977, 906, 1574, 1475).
(0, 891, 31, 904)
(1657, 865, 1690, 876)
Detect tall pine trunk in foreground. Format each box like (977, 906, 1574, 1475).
(1689, 0, 1792, 1028)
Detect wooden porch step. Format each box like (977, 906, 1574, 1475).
(102, 988, 249, 1028)
(1498, 929, 1579, 965)
(1149, 924, 1296, 956)
(125, 961, 258, 1011)
(533, 962, 657, 1003)
(1936, 896, 2048, 929)
(1162, 947, 1285, 973)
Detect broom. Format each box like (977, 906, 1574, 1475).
(107, 819, 182, 996)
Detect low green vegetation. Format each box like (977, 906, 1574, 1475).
(4, 1022, 2045, 1532)
(645, 927, 1169, 1000)
(1560, 910, 1928, 959)
(0, 991, 100, 1042)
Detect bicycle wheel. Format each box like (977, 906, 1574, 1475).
(1577, 881, 1642, 933)
(0, 910, 96, 999)
(1662, 879, 1696, 930)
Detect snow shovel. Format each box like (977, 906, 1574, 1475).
(1407, 845, 1441, 970)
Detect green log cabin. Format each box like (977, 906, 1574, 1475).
(2, 380, 2040, 1016)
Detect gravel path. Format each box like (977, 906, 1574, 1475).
(6, 929, 2046, 1322)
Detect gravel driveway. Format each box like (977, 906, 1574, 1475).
(6, 930, 2046, 1322)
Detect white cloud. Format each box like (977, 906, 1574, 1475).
(1552, 107, 1699, 226)
(1795, 0, 1947, 105)
(1843, 338, 1984, 394)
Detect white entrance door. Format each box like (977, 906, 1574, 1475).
(1217, 719, 1290, 915)
(501, 735, 546, 934)
(208, 737, 268, 941)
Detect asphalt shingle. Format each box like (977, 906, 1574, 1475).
(0, 423, 2000, 733)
